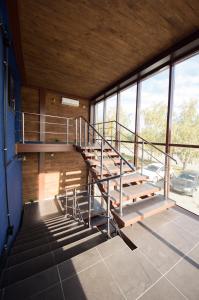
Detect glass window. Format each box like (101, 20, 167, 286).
(95, 101, 104, 124)
(95, 101, 104, 134)
(140, 68, 169, 143)
(170, 147, 199, 215)
(119, 85, 137, 132)
(105, 94, 117, 122)
(172, 53, 199, 145)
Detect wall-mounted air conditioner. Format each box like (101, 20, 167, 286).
(61, 97, 79, 107)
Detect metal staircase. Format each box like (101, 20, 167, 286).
(15, 112, 177, 229)
(65, 116, 176, 229)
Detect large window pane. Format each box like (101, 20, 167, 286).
(140, 68, 169, 143)
(95, 101, 104, 123)
(170, 147, 199, 215)
(104, 94, 117, 140)
(95, 101, 104, 134)
(105, 94, 117, 122)
(119, 85, 137, 132)
(172, 53, 199, 145)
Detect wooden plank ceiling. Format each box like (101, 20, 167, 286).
(17, 0, 199, 99)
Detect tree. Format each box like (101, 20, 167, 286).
(140, 99, 199, 169)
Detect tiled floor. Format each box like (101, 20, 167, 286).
(2, 207, 199, 300)
(122, 207, 199, 300)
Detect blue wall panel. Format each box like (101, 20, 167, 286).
(0, 1, 22, 254)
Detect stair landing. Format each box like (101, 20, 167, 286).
(112, 195, 175, 227)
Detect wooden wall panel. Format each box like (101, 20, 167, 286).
(21, 86, 89, 203)
(22, 153, 39, 202)
(45, 91, 89, 143)
(21, 86, 40, 142)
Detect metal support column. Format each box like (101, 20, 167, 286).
(119, 159, 123, 217)
(107, 180, 110, 238)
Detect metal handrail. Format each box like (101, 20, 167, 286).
(94, 120, 177, 164)
(77, 116, 135, 172)
(106, 126, 165, 165)
(65, 173, 131, 237)
(17, 111, 74, 120)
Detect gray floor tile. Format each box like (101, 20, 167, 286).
(139, 277, 186, 300)
(30, 283, 64, 300)
(97, 236, 127, 259)
(173, 214, 199, 238)
(2, 252, 54, 287)
(58, 247, 101, 281)
(105, 247, 161, 300)
(156, 221, 198, 254)
(142, 209, 180, 230)
(62, 261, 124, 300)
(166, 244, 199, 300)
(2, 267, 59, 300)
(187, 244, 199, 263)
(122, 222, 189, 274)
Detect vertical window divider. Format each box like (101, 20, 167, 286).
(165, 55, 174, 198)
(134, 79, 141, 168)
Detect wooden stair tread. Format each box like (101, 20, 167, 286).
(93, 164, 133, 176)
(109, 183, 160, 203)
(112, 195, 175, 227)
(83, 151, 119, 158)
(87, 158, 120, 167)
(106, 173, 148, 187)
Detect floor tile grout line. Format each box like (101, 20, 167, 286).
(137, 241, 199, 300)
(172, 218, 199, 240)
(57, 265, 66, 300)
(135, 250, 188, 300)
(28, 282, 60, 300)
(61, 259, 102, 283)
(162, 240, 199, 277)
(96, 246, 127, 300)
(164, 276, 189, 300)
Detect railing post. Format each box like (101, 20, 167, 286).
(73, 188, 77, 218)
(100, 139, 103, 178)
(22, 112, 25, 143)
(107, 179, 110, 238)
(164, 156, 169, 200)
(65, 189, 68, 218)
(66, 119, 69, 144)
(141, 141, 144, 175)
(88, 123, 90, 145)
(88, 183, 91, 228)
(84, 121, 87, 147)
(119, 159, 123, 217)
(75, 119, 77, 145)
(79, 117, 82, 147)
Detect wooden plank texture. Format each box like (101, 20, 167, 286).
(17, 0, 199, 99)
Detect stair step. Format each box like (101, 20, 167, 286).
(93, 164, 133, 176)
(112, 195, 175, 227)
(83, 151, 119, 158)
(2, 237, 123, 300)
(81, 144, 112, 151)
(103, 172, 148, 189)
(87, 157, 120, 167)
(18, 217, 73, 238)
(109, 183, 160, 205)
(11, 223, 85, 255)
(21, 214, 66, 230)
(1, 230, 106, 288)
(12, 221, 80, 248)
(7, 227, 96, 267)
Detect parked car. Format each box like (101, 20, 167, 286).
(170, 170, 199, 197)
(142, 163, 166, 183)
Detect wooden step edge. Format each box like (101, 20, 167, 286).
(111, 200, 175, 228)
